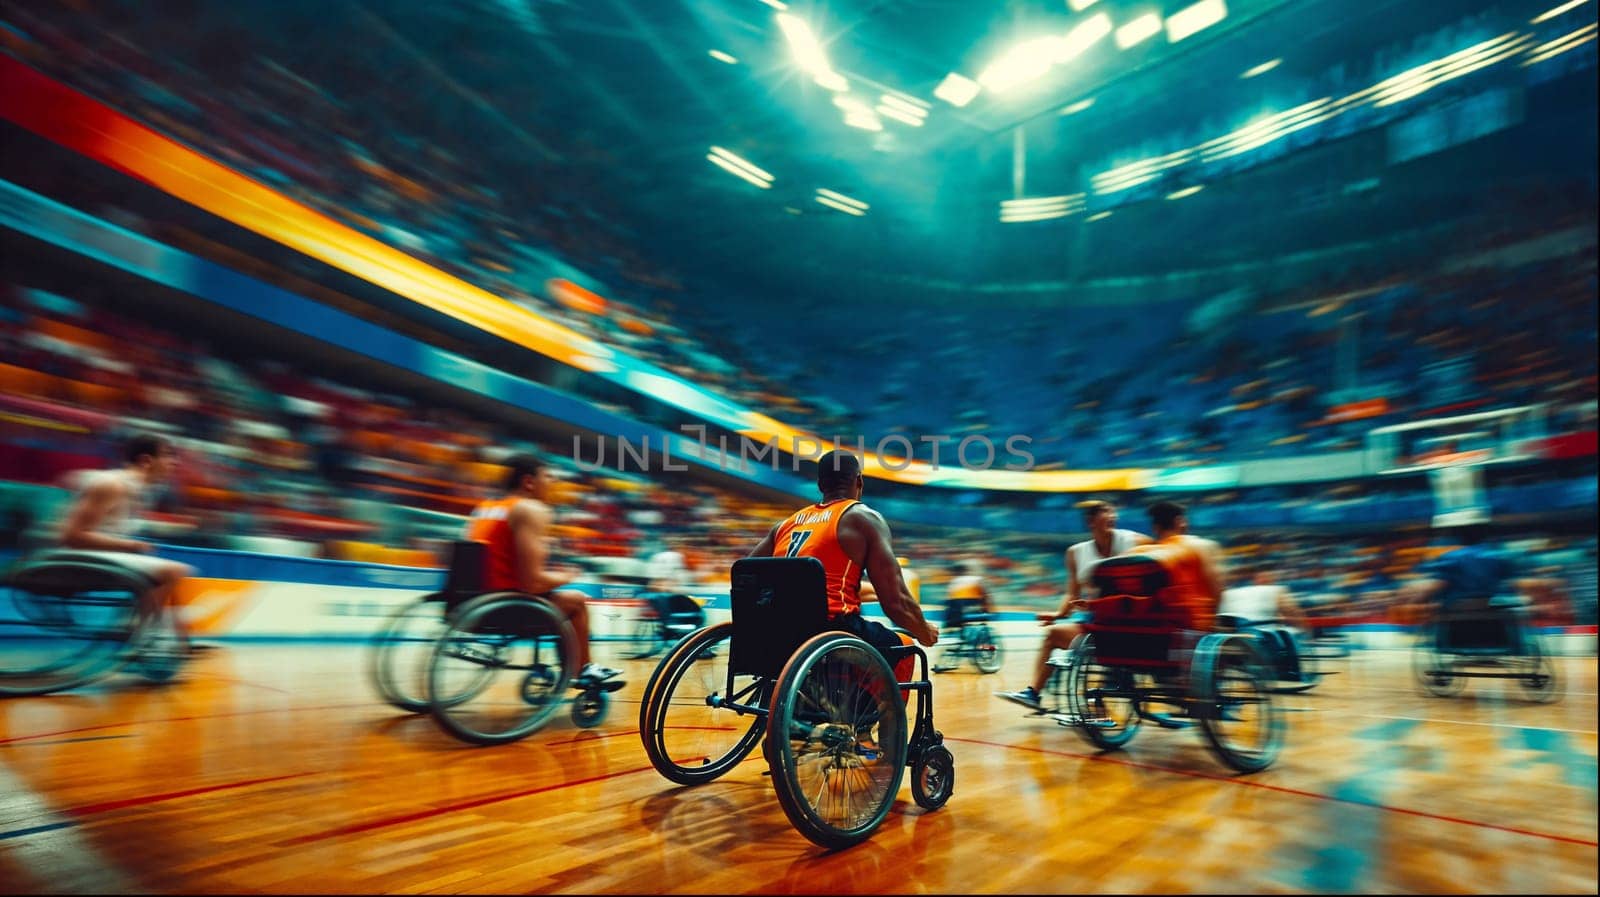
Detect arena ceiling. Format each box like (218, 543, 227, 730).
(63, 0, 1600, 303)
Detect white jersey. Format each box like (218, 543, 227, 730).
(61, 469, 145, 540)
(1219, 584, 1284, 623)
(1070, 529, 1146, 594)
(645, 550, 688, 591)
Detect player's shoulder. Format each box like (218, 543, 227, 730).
(509, 497, 551, 522)
(82, 469, 130, 496)
(840, 501, 888, 531)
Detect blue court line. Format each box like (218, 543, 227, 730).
(0, 821, 75, 842)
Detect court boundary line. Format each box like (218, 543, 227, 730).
(276, 763, 659, 846)
(945, 735, 1599, 848)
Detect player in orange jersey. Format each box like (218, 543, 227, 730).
(464, 454, 619, 686)
(748, 450, 939, 672)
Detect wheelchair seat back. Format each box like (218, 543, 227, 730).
(1436, 597, 1525, 654)
(658, 593, 707, 638)
(729, 557, 829, 680)
(1085, 556, 1188, 669)
(439, 540, 487, 610)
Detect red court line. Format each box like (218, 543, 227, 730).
(67, 772, 317, 817)
(278, 764, 658, 846)
(0, 702, 375, 745)
(946, 736, 1599, 848)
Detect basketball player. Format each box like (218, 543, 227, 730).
(933, 559, 991, 673)
(998, 501, 1149, 710)
(465, 454, 619, 686)
(51, 434, 195, 648)
(858, 555, 921, 605)
(1129, 500, 1226, 631)
(1219, 566, 1308, 681)
(748, 450, 939, 673)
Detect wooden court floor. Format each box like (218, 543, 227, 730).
(1, 640, 1595, 894)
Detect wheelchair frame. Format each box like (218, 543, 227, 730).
(1411, 598, 1559, 701)
(1052, 557, 1285, 773)
(0, 553, 185, 696)
(934, 609, 1004, 674)
(638, 557, 953, 850)
(368, 541, 621, 744)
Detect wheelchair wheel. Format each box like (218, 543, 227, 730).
(129, 606, 187, 684)
(1064, 634, 1140, 751)
(768, 632, 908, 850)
(1256, 630, 1320, 695)
(969, 624, 1004, 675)
(427, 593, 574, 745)
(639, 622, 765, 786)
(369, 597, 449, 713)
(1518, 635, 1561, 703)
(572, 688, 609, 728)
(911, 744, 954, 810)
(1412, 635, 1466, 697)
(0, 577, 143, 697)
(627, 613, 666, 660)
(1193, 634, 1282, 773)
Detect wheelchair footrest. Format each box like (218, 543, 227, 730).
(574, 679, 627, 693)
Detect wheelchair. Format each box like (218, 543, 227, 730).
(0, 551, 186, 696)
(368, 541, 623, 744)
(933, 604, 1003, 674)
(627, 592, 707, 660)
(638, 557, 953, 850)
(1411, 596, 1559, 702)
(1053, 556, 1284, 773)
(1213, 616, 1334, 695)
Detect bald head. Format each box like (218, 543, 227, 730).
(817, 450, 863, 499)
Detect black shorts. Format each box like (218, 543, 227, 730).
(828, 613, 908, 657)
(943, 598, 984, 630)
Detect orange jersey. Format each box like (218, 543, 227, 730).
(772, 498, 863, 617)
(1141, 535, 1218, 629)
(464, 496, 523, 592)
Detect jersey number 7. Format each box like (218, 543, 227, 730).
(785, 531, 813, 558)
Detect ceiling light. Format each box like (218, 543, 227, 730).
(934, 72, 981, 107)
(879, 94, 929, 117)
(1166, 0, 1227, 43)
(1166, 185, 1204, 200)
(1060, 97, 1095, 115)
(1241, 58, 1281, 78)
(1086, 210, 1112, 221)
(877, 105, 927, 126)
(843, 111, 884, 131)
(978, 35, 1068, 93)
(1531, 0, 1589, 23)
(814, 70, 850, 91)
(1068, 0, 1098, 11)
(1000, 194, 1085, 221)
(776, 13, 832, 76)
(816, 188, 868, 210)
(1059, 13, 1113, 61)
(816, 195, 867, 215)
(1522, 22, 1597, 66)
(707, 146, 774, 184)
(708, 154, 773, 188)
(1115, 13, 1163, 49)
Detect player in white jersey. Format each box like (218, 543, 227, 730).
(999, 500, 1150, 710)
(44, 434, 195, 648)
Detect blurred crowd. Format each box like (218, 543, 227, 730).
(2, 278, 1594, 625)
